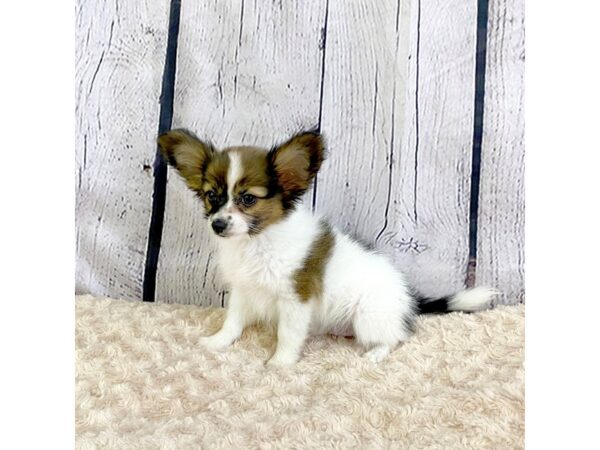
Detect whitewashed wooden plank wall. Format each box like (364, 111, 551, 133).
(75, 0, 170, 300)
(476, 0, 525, 305)
(75, 0, 525, 306)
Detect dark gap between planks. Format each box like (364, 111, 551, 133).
(142, 0, 181, 302)
(466, 0, 490, 287)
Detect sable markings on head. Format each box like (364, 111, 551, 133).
(202, 150, 231, 216)
(157, 129, 326, 236)
(268, 131, 325, 209)
(157, 129, 214, 192)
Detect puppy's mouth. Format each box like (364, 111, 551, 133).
(215, 231, 249, 239)
(210, 218, 248, 238)
(214, 230, 234, 238)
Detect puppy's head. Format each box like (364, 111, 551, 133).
(157, 129, 325, 238)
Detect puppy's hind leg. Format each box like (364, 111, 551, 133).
(363, 344, 393, 363)
(353, 296, 413, 363)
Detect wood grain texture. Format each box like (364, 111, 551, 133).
(316, 0, 478, 298)
(75, 0, 169, 300)
(157, 0, 328, 305)
(476, 0, 525, 305)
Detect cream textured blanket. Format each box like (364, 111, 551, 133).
(75, 295, 524, 449)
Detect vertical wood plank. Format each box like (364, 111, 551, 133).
(476, 0, 525, 305)
(316, 0, 478, 298)
(157, 0, 328, 305)
(315, 0, 405, 248)
(75, 0, 170, 300)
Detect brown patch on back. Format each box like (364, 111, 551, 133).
(294, 222, 335, 302)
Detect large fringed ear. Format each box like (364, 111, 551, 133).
(269, 131, 325, 200)
(157, 129, 213, 190)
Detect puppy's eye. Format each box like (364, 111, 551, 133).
(206, 190, 217, 202)
(241, 193, 256, 207)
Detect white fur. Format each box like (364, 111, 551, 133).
(448, 287, 499, 311)
(201, 206, 495, 365)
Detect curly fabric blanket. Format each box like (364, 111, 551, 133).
(75, 295, 524, 449)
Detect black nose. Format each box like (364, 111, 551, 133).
(211, 218, 228, 235)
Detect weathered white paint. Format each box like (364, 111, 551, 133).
(75, 0, 525, 307)
(476, 0, 525, 305)
(156, 0, 328, 305)
(316, 0, 478, 299)
(75, 0, 169, 300)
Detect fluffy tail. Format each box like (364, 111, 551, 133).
(416, 287, 499, 314)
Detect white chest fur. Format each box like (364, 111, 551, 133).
(215, 207, 321, 295)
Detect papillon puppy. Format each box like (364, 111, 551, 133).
(158, 129, 497, 365)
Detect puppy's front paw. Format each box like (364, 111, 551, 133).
(266, 352, 299, 367)
(198, 335, 231, 351)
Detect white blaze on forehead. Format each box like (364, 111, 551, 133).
(225, 151, 243, 208)
(214, 150, 249, 235)
(227, 151, 243, 195)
